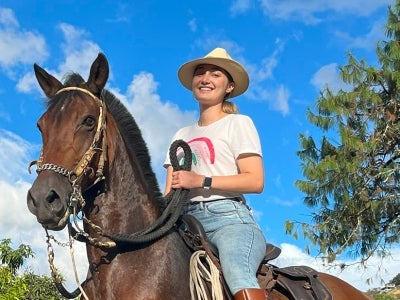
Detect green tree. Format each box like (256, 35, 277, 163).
(0, 238, 33, 274)
(0, 238, 33, 299)
(286, 0, 400, 264)
(373, 294, 399, 300)
(0, 238, 67, 300)
(390, 273, 400, 286)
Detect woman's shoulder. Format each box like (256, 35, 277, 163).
(226, 113, 254, 124)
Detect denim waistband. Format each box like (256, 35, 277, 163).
(188, 197, 242, 204)
(187, 197, 251, 211)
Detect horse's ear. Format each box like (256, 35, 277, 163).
(86, 53, 109, 96)
(33, 64, 64, 98)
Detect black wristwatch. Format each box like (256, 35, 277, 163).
(203, 176, 212, 190)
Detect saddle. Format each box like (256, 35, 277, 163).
(179, 214, 332, 300)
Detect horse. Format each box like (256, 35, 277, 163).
(27, 53, 372, 300)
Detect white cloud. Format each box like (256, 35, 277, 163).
(311, 63, 351, 93)
(259, 0, 391, 24)
(188, 18, 197, 32)
(273, 85, 290, 115)
(0, 129, 38, 182)
(57, 23, 102, 77)
(334, 20, 386, 51)
(230, 0, 252, 16)
(0, 8, 48, 75)
(16, 23, 102, 93)
(242, 38, 290, 115)
(0, 7, 18, 27)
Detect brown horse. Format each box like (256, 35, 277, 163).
(27, 53, 372, 300)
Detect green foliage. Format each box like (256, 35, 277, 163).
(391, 273, 400, 286)
(373, 294, 399, 300)
(290, 0, 400, 264)
(0, 238, 67, 300)
(0, 266, 26, 300)
(23, 273, 66, 300)
(0, 238, 33, 275)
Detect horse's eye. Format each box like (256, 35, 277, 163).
(83, 115, 96, 128)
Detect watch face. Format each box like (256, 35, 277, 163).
(203, 177, 212, 189)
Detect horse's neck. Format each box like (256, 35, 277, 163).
(88, 132, 160, 234)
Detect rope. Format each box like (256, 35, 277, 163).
(190, 250, 224, 300)
(69, 226, 89, 300)
(69, 246, 89, 300)
(106, 139, 192, 244)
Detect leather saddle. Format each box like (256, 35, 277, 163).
(179, 214, 332, 300)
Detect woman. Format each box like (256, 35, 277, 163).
(164, 47, 267, 300)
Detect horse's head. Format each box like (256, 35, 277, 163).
(27, 53, 109, 230)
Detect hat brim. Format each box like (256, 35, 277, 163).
(178, 57, 249, 98)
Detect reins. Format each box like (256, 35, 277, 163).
(30, 86, 192, 299)
(106, 139, 192, 244)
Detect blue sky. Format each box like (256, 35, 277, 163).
(1, 0, 399, 292)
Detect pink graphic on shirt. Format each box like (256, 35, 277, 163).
(189, 137, 215, 164)
(176, 137, 215, 166)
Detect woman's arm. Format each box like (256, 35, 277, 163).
(212, 154, 264, 193)
(167, 153, 264, 194)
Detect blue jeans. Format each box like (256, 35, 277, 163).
(183, 199, 266, 295)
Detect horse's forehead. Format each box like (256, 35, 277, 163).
(44, 93, 100, 120)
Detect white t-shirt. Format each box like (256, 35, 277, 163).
(164, 114, 262, 202)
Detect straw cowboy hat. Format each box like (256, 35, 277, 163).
(178, 47, 249, 98)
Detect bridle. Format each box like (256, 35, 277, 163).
(30, 86, 107, 182)
(29, 86, 116, 245)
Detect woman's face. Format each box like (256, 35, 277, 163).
(191, 64, 234, 104)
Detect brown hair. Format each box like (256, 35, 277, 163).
(222, 100, 238, 114)
(222, 70, 238, 114)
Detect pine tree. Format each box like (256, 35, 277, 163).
(286, 1, 400, 264)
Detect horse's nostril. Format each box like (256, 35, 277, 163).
(46, 190, 59, 204)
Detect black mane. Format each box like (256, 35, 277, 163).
(50, 73, 163, 207)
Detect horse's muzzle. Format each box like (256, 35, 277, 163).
(27, 172, 72, 231)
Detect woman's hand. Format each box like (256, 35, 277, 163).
(171, 170, 204, 190)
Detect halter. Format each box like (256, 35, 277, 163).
(30, 86, 107, 182)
